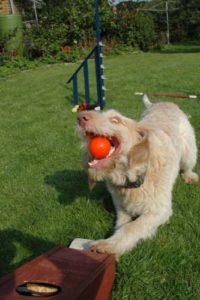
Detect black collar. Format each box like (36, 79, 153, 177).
(119, 174, 145, 189)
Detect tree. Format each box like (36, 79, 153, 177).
(176, 0, 200, 40)
(147, 0, 200, 42)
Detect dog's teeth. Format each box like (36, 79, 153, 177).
(88, 160, 99, 167)
(107, 146, 115, 157)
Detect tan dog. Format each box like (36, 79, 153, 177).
(77, 95, 198, 257)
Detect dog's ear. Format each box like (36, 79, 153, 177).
(136, 127, 148, 143)
(127, 127, 149, 182)
(88, 177, 96, 191)
(132, 127, 149, 164)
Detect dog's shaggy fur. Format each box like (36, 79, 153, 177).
(77, 95, 198, 257)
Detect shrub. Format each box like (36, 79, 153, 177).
(23, 0, 158, 62)
(24, 21, 69, 59)
(98, 4, 157, 50)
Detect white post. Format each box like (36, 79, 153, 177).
(33, 0, 39, 26)
(165, 0, 170, 44)
(9, 0, 15, 14)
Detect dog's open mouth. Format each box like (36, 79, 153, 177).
(86, 132, 120, 169)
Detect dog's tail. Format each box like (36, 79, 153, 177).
(142, 94, 152, 109)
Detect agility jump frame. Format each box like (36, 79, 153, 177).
(67, 0, 106, 108)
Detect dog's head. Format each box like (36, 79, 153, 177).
(77, 109, 149, 188)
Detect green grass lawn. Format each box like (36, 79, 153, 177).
(0, 45, 200, 299)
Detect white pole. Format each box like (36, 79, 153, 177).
(9, 0, 15, 14)
(33, 0, 39, 25)
(166, 0, 170, 44)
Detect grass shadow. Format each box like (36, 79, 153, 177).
(0, 229, 55, 277)
(45, 169, 89, 205)
(44, 169, 114, 212)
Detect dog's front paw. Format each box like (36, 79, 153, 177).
(90, 240, 116, 255)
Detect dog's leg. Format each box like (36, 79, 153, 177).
(180, 147, 198, 184)
(112, 196, 132, 230)
(91, 210, 171, 257)
(180, 144, 198, 184)
(115, 208, 132, 230)
(180, 121, 198, 184)
(180, 143, 198, 184)
(181, 170, 198, 184)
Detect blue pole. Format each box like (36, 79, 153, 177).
(95, 0, 105, 108)
(83, 60, 90, 104)
(72, 75, 78, 105)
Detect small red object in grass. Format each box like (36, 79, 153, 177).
(89, 137, 111, 159)
(60, 46, 71, 53)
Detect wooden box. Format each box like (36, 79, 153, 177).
(0, 246, 115, 300)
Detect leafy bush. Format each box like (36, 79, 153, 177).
(101, 3, 157, 50)
(24, 21, 69, 58)
(55, 49, 80, 63)
(22, 0, 158, 61)
(0, 57, 41, 78)
(0, 30, 15, 50)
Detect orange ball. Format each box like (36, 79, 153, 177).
(89, 136, 111, 159)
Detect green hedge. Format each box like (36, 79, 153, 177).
(23, 1, 158, 60)
(0, 14, 23, 55)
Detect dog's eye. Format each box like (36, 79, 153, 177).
(110, 116, 121, 124)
